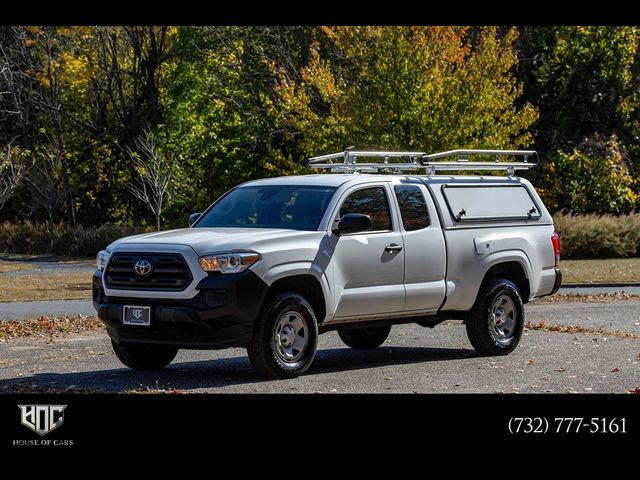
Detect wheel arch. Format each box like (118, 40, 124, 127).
(480, 259, 531, 304)
(265, 273, 328, 324)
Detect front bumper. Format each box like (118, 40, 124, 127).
(92, 269, 268, 349)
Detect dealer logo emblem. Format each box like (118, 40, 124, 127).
(18, 405, 67, 436)
(134, 259, 153, 277)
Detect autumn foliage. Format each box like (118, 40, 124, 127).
(0, 26, 639, 231)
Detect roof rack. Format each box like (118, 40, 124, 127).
(306, 149, 538, 176)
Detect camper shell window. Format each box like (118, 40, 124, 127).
(441, 184, 541, 223)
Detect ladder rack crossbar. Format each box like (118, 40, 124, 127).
(305, 149, 538, 174)
(422, 162, 533, 170)
(422, 149, 536, 162)
(306, 150, 426, 165)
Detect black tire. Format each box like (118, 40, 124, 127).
(247, 292, 318, 379)
(338, 326, 391, 349)
(465, 277, 525, 355)
(111, 340, 178, 370)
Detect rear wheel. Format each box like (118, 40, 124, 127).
(338, 326, 392, 349)
(247, 292, 318, 379)
(465, 277, 524, 355)
(111, 340, 178, 370)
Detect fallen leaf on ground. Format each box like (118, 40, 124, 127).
(527, 360, 535, 366)
(611, 368, 620, 373)
(556, 367, 566, 372)
(525, 321, 640, 339)
(0, 315, 102, 340)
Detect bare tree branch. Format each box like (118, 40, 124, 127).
(0, 141, 29, 211)
(127, 130, 176, 230)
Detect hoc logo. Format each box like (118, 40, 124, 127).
(134, 259, 153, 277)
(18, 405, 67, 436)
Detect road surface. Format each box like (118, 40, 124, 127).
(1, 300, 638, 394)
(0, 299, 94, 321)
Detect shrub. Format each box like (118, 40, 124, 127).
(2, 215, 638, 260)
(553, 212, 640, 259)
(0, 222, 147, 257)
(534, 135, 640, 215)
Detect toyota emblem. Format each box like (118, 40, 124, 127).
(134, 259, 153, 277)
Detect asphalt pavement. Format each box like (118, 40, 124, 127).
(0, 299, 95, 321)
(559, 285, 640, 295)
(1, 300, 638, 393)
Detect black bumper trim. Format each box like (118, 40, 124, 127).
(550, 268, 562, 296)
(92, 269, 268, 349)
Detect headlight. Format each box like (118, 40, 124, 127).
(199, 252, 260, 274)
(96, 250, 110, 271)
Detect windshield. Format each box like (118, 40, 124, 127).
(194, 185, 337, 231)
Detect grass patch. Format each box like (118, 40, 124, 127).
(0, 271, 92, 302)
(0, 315, 102, 340)
(0, 261, 32, 273)
(561, 258, 640, 284)
(127, 388, 190, 394)
(0, 254, 94, 274)
(1, 253, 94, 262)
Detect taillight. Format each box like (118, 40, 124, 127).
(551, 232, 560, 268)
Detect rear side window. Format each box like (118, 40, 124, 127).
(340, 187, 392, 232)
(394, 185, 430, 231)
(442, 184, 540, 222)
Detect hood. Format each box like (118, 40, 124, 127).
(109, 227, 322, 256)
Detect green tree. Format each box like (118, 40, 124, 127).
(517, 26, 640, 157)
(163, 26, 316, 215)
(537, 134, 639, 214)
(0, 26, 178, 226)
(272, 26, 538, 158)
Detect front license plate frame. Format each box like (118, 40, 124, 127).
(122, 305, 151, 326)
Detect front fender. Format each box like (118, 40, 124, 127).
(254, 260, 333, 322)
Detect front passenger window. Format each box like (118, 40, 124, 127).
(340, 187, 392, 232)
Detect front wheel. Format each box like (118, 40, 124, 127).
(465, 278, 524, 355)
(111, 340, 178, 370)
(338, 326, 391, 349)
(247, 292, 318, 379)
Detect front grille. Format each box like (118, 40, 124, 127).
(105, 253, 192, 291)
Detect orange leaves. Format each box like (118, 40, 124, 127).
(0, 315, 102, 341)
(301, 42, 337, 98)
(525, 320, 640, 339)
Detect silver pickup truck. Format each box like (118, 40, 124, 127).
(93, 149, 561, 378)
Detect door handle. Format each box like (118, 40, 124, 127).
(385, 243, 403, 253)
